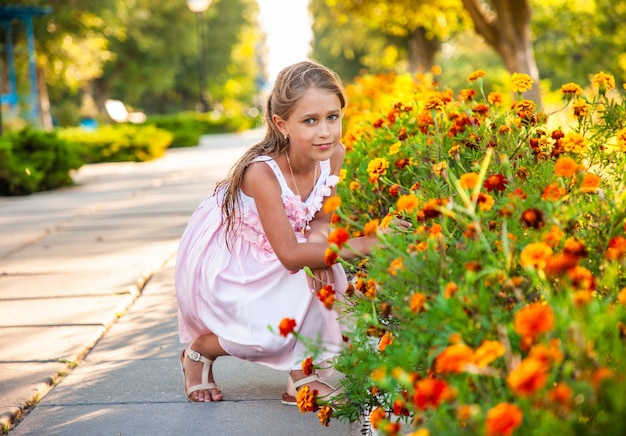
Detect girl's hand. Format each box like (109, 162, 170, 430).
(307, 266, 334, 293)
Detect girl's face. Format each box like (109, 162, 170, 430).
(276, 87, 343, 161)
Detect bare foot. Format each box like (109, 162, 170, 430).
(181, 349, 223, 402)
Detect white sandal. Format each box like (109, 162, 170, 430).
(281, 373, 339, 406)
(179, 346, 222, 402)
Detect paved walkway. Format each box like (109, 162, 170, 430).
(0, 130, 362, 435)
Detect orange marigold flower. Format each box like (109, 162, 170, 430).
(547, 383, 573, 409)
(432, 65, 442, 75)
(592, 71, 615, 93)
(349, 181, 360, 191)
(485, 402, 523, 436)
(278, 318, 297, 337)
(561, 82, 583, 98)
(542, 182, 566, 201)
(363, 219, 380, 237)
(510, 73, 534, 93)
(318, 405, 332, 427)
(328, 227, 349, 249)
(568, 265, 595, 291)
(592, 367, 613, 389)
(507, 357, 548, 397)
(302, 356, 314, 375)
(618, 287, 626, 306)
(562, 132, 588, 154)
(397, 194, 419, 213)
(473, 340, 505, 367)
(489, 92, 505, 106)
(573, 290, 594, 306)
(413, 378, 452, 410)
(514, 302, 555, 341)
(297, 384, 319, 413)
(324, 248, 338, 266)
(380, 214, 394, 228)
(542, 225, 564, 247)
(605, 236, 626, 261)
(323, 196, 342, 213)
(435, 344, 474, 373)
(521, 208, 545, 229)
(477, 193, 495, 212)
(460, 172, 479, 189)
(484, 174, 508, 192)
(520, 242, 553, 270)
(388, 257, 405, 276)
(554, 156, 579, 177)
(468, 70, 487, 82)
(580, 172, 600, 193)
(528, 340, 563, 367)
(444, 282, 459, 298)
(378, 331, 395, 352)
(370, 407, 387, 430)
(545, 253, 579, 277)
(409, 292, 427, 313)
(317, 285, 336, 309)
(457, 404, 480, 426)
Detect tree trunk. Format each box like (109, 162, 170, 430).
(37, 66, 54, 131)
(461, 0, 542, 106)
(406, 27, 441, 74)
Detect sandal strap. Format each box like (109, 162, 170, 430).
(291, 374, 322, 390)
(183, 347, 220, 397)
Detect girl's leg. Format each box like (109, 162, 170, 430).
(182, 332, 229, 402)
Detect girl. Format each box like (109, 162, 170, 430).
(175, 60, 385, 403)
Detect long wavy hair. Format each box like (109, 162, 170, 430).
(214, 60, 347, 247)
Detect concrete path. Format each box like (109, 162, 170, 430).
(0, 130, 363, 435)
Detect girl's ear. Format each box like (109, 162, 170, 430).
(272, 114, 286, 135)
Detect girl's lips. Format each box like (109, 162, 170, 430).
(314, 143, 332, 150)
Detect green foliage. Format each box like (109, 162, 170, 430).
(57, 124, 173, 163)
(0, 128, 83, 196)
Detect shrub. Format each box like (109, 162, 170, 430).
(0, 128, 83, 196)
(295, 70, 626, 435)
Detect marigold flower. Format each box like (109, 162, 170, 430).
(507, 357, 548, 397)
(367, 157, 389, 181)
(363, 219, 380, 236)
(433, 161, 447, 176)
(389, 184, 402, 196)
(468, 69, 487, 82)
(378, 331, 395, 352)
(444, 282, 459, 298)
(547, 383, 573, 409)
(592, 367, 613, 389)
(561, 82, 583, 98)
(616, 128, 626, 152)
(413, 378, 452, 410)
(349, 181, 360, 191)
(457, 404, 481, 426)
(328, 227, 349, 249)
(397, 194, 419, 213)
(489, 92, 505, 105)
(409, 292, 427, 313)
(380, 214, 394, 228)
(605, 236, 626, 261)
(514, 99, 536, 119)
(425, 96, 446, 111)
(572, 98, 590, 118)
(528, 340, 563, 367)
(592, 71, 615, 93)
(473, 340, 505, 367)
(618, 287, 626, 306)
(278, 318, 297, 337)
(460, 172, 479, 189)
(302, 356, 314, 375)
(477, 193, 495, 212)
(554, 156, 579, 177)
(323, 196, 342, 213)
(561, 132, 588, 154)
(484, 174, 508, 192)
(514, 302, 555, 341)
(317, 285, 336, 309)
(521, 208, 545, 229)
(485, 402, 523, 436)
(568, 265, 595, 291)
(318, 405, 332, 427)
(520, 242, 553, 270)
(544, 253, 579, 277)
(580, 172, 600, 193)
(324, 248, 338, 265)
(542, 225, 564, 247)
(296, 384, 318, 413)
(435, 344, 474, 373)
(388, 257, 405, 276)
(370, 407, 386, 429)
(510, 73, 534, 93)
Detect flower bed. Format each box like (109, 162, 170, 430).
(293, 69, 626, 435)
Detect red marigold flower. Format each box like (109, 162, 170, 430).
(508, 188, 527, 200)
(302, 356, 314, 375)
(520, 208, 545, 229)
(435, 344, 474, 373)
(328, 227, 349, 249)
(373, 118, 384, 128)
(318, 406, 332, 427)
(395, 157, 410, 169)
(324, 248, 338, 266)
(605, 236, 626, 261)
(484, 174, 508, 192)
(507, 357, 549, 397)
(513, 302, 555, 341)
(485, 402, 523, 436)
(317, 285, 336, 310)
(278, 318, 297, 337)
(389, 184, 402, 197)
(413, 378, 452, 410)
(544, 253, 579, 277)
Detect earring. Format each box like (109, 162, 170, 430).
(283, 133, 288, 140)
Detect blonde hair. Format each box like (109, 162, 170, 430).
(215, 60, 347, 246)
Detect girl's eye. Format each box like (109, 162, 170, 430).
(328, 114, 339, 121)
(304, 118, 316, 124)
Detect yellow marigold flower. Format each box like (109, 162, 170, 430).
(616, 128, 626, 152)
(425, 96, 446, 111)
(409, 292, 426, 313)
(514, 302, 555, 341)
(507, 357, 549, 397)
(468, 69, 487, 82)
(318, 406, 332, 427)
(367, 157, 389, 181)
(407, 429, 430, 436)
(520, 242, 553, 269)
(380, 214, 393, 228)
(554, 156, 579, 177)
(485, 402, 523, 436)
(561, 82, 583, 98)
(562, 132, 588, 154)
(473, 340, 505, 367)
(572, 98, 590, 118)
(488, 92, 504, 105)
(435, 343, 474, 373)
(339, 168, 347, 182)
(431, 64, 442, 75)
(349, 180, 360, 191)
(378, 331, 395, 352)
(296, 384, 318, 412)
(477, 193, 495, 212)
(363, 218, 380, 236)
(433, 161, 447, 176)
(510, 73, 534, 93)
(397, 194, 419, 213)
(389, 140, 401, 155)
(459, 172, 479, 189)
(323, 195, 342, 213)
(592, 71, 615, 93)
(580, 172, 600, 193)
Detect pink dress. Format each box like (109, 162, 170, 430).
(175, 156, 347, 370)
